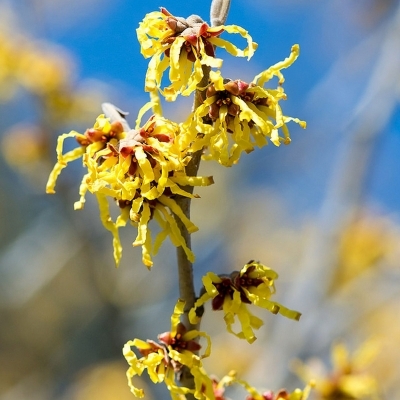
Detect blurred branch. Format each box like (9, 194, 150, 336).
(263, 0, 400, 386)
(0, 209, 82, 307)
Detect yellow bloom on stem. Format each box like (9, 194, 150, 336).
(295, 340, 381, 400)
(211, 370, 312, 400)
(46, 104, 213, 267)
(242, 384, 311, 400)
(123, 299, 214, 399)
(189, 261, 301, 343)
(137, 7, 257, 101)
(46, 113, 124, 193)
(181, 45, 306, 166)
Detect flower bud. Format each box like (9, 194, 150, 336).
(167, 17, 188, 33)
(209, 103, 220, 120)
(75, 135, 90, 146)
(236, 80, 249, 94)
(206, 84, 217, 98)
(186, 14, 204, 25)
(228, 103, 240, 117)
(224, 80, 240, 95)
(166, 17, 178, 31)
(275, 389, 289, 400)
(86, 128, 105, 142)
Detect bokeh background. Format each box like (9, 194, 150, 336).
(1, 0, 400, 399)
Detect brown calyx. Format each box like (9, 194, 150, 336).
(76, 120, 125, 147)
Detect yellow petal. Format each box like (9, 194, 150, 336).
(96, 193, 123, 266)
(73, 172, 90, 210)
(158, 195, 198, 234)
(253, 44, 300, 86)
(170, 299, 185, 335)
(210, 24, 258, 60)
(46, 133, 85, 194)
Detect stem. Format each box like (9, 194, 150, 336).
(173, 64, 210, 400)
(174, 65, 210, 330)
(175, 0, 231, 327)
(174, 1, 231, 396)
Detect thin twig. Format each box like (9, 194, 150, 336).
(174, 64, 210, 331)
(174, 0, 231, 329)
(173, 1, 231, 396)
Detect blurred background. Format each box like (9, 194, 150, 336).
(0, 0, 399, 399)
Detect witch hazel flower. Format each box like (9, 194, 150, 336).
(209, 370, 312, 400)
(244, 388, 310, 400)
(46, 103, 213, 267)
(189, 261, 301, 343)
(210, 371, 312, 400)
(123, 299, 214, 399)
(181, 45, 306, 166)
(295, 340, 380, 400)
(137, 7, 257, 101)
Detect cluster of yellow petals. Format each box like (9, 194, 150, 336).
(189, 261, 301, 343)
(0, 29, 71, 100)
(137, 8, 257, 101)
(44, 8, 310, 399)
(213, 370, 312, 400)
(46, 105, 213, 268)
(0, 25, 107, 129)
(295, 340, 381, 400)
(124, 301, 307, 400)
(123, 300, 214, 399)
(180, 45, 306, 166)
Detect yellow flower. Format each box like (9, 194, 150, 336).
(189, 261, 301, 343)
(334, 214, 398, 288)
(123, 299, 214, 399)
(181, 45, 306, 166)
(211, 370, 312, 400)
(243, 386, 311, 400)
(46, 113, 124, 193)
(137, 8, 257, 101)
(295, 340, 381, 400)
(0, 29, 72, 99)
(46, 104, 213, 267)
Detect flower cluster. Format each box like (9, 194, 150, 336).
(180, 45, 306, 166)
(47, 8, 305, 267)
(45, 7, 309, 400)
(0, 25, 102, 122)
(0, 28, 71, 100)
(210, 371, 312, 400)
(189, 261, 301, 343)
(136, 8, 304, 166)
(295, 340, 381, 400)
(123, 300, 214, 399)
(46, 104, 213, 267)
(123, 298, 310, 400)
(137, 7, 257, 101)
